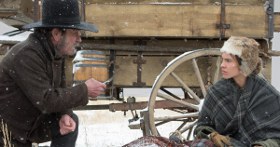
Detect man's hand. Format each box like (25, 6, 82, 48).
(59, 114, 76, 135)
(85, 78, 106, 98)
(210, 132, 231, 147)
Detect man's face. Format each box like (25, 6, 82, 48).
(57, 29, 82, 56)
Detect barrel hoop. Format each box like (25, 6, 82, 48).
(79, 50, 105, 55)
(74, 64, 107, 67)
(73, 57, 106, 62)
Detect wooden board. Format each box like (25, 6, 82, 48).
(84, 0, 264, 5)
(275, 12, 280, 32)
(113, 55, 213, 87)
(225, 5, 266, 37)
(85, 4, 268, 38)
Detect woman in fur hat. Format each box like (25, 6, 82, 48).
(193, 36, 280, 147)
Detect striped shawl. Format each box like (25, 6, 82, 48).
(195, 75, 280, 146)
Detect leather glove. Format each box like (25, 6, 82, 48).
(210, 131, 231, 147)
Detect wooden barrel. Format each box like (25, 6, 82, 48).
(72, 50, 108, 85)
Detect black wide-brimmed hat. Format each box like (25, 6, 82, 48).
(23, 0, 98, 32)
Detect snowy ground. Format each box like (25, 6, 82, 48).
(38, 110, 143, 147)
(74, 109, 143, 147)
(38, 108, 144, 147)
(39, 95, 149, 147)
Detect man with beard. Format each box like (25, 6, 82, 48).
(0, 0, 106, 146)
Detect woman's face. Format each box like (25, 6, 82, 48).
(220, 52, 241, 79)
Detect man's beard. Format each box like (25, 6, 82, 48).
(56, 36, 77, 56)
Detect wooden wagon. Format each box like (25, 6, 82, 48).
(1, 0, 280, 140)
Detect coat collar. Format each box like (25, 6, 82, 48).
(32, 32, 63, 60)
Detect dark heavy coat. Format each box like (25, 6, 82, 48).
(0, 32, 88, 143)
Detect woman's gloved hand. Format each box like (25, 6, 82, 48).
(210, 131, 231, 147)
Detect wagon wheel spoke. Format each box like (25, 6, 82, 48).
(147, 49, 221, 139)
(181, 120, 197, 140)
(180, 120, 197, 133)
(192, 58, 207, 97)
(154, 113, 198, 135)
(177, 121, 188, 131)
(154, 112, 199, 122)
(157, 92, 199, 111)
(213, 56, 222, 84)
(170, 72, 201, 103)
(160, 87, 182, 100)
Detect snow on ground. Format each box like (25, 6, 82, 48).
(75, 109, 143, 147)
(39, 98, 146, 147)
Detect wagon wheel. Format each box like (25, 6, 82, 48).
(147, 48, 221, 140)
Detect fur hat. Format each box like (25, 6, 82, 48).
(220, 36, 262, 76)
(22, 0, 98, 32)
